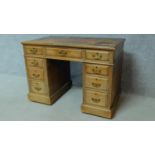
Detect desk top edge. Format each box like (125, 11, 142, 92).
(22, 36, 125, 51)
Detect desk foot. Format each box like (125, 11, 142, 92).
(28, 93, 52, 105)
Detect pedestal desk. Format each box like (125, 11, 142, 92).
(22, 37, 125, 119)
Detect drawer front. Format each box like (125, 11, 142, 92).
(26, 57, 44, 68)
(46, 48, 82, 59)
(85, 90, 108, 107)
(86, 50, 113, 63)
(85, 64, 109, 76)
(28, 68, 44, 80)
(85, 75, 109, 90)
(30, 81, 47, 94)
(25, 46, 43, 55)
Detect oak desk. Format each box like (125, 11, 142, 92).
(22, 37, 125, 119)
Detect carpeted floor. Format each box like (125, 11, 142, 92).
(0, 74, 155, 121)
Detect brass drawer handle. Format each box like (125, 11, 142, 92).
(92, 82, 101, 88)
(92, 97, 101, 103)
(31, 60, 39, 67)
(92, 67, 102, 74)
(92, 53, 102, 60)
(58, 50, 67, 56)
(30, 48, 38, 54)
(32, 73, 40, 79)
(34, 86, 42, 91)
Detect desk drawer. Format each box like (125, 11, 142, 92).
(46, 48, 82, 59)
(85, 89, 108, 107)
(25, 46, 43, 56)
(86, 50, 113, 63)
(26, 58, 44, 68)
(30, 80, 47, 94)
(28, 67, 44, 80)
(85, 75, 109, 90)
(85, 64, 109, 76)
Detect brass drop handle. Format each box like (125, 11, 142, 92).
(92, 78, 101, 88)
(58, 50, 67, 56)
(92, 97, 101, 103)
(32, 73, 40, 79)
(92, 67, 102, 74)
(30, 48, 38, 54)
(34, 87, 42, 91)
(31, 60, 39, 67)
(92, 53, 102, 60)
(92, 82, 101, 88)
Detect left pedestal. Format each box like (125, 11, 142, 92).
(24, 46, 72, 105)
(25, 54, 51, 104)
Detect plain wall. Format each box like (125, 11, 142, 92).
(0, 34, 155, 98)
